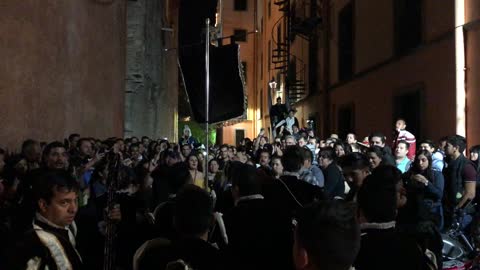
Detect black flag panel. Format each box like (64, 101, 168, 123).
(178, 0, 246, 123)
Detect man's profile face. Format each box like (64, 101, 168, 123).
(445, 143, 456, 157)
(39, 188, 78, 227)
(420, 143, 434, 154)
(79, 141, 93, 157)
(369, 136, 384, 147)
(343, 167, 369, 188)
(46, 147, 68, 170)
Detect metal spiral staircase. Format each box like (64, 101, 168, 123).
(271, 0, 321, 103)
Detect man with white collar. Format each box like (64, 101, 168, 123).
(10, 170, 83, 270)
(354, 166, 427, 270)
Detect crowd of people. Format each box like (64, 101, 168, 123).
(0, 116, 480, 270)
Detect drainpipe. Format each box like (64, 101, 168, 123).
(322, 0, 330, 138)
(455, 0, 466, 137)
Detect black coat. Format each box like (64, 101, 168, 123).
(9, 218, 83, 270)
(135, 237, 223, 270)
(322, 163, 345, 199)
(262, 175, 325, 216)
(354, 227, 427, 270)
(223, 198, 294, 270)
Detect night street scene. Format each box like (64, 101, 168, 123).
(1, 0, 480, 269)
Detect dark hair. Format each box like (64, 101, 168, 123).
(334, 142, 352, 155)
(208, 158, 219, 167)
(366, 145, 385, 159)
(358, 165, 401, 223)
(42, 141, 67, 164)
(22, 139, 39, 154)
(396, 118, 407, 125)
(339, 153, 369, 170)
(447, 135, 467, 153)
(129, 142, 141, 151)
(174, 185, 213, 236)
(43, 141, 66, 156)
(295, 200, 360, 270)
(419, 139, 436, 151)
(76, 138, 91, 148)
(232, 163, 261, 196)
(259, 148, 271, 158)
(409, 150, 434, 181)
(318, 147, 335, 161)
(281, 146, 304, 172)
(368, 132, 386, 143)
(167, 163, 192, 194)
(469, 145, 480, 174)
(396, 140, 410, 150)
(301, 147, 313, 163)
(181, 144, 192, 150)
(68, 133, 80, 141)
(186, 154, 202, 171)
(33, 170, 79, 209)
(0, 148, 5, 156)
(165, 149, 181, 161)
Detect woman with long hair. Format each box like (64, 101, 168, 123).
(469, 145, 480, 181)
(403, 150, 445, 229)
(366, 146, 395, 169)
(186, 154, 206, 190)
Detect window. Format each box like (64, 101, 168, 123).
(234, 29, 247, 42)
(241, 61, 247, 83)
(268, 41, 271, 71)
(338, 2, 354, 81)
(394, 0, 422, 55)
(337, 104, 355, 139)
(235, 129, 245, 147)
(268, 0, 272, 18)
(260, 53, 263, 80)
(393, 88, 423, 139)
(234, 0, 247, 11)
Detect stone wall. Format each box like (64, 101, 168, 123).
(0, 0, 126, 151)
(125, 0, 178, 141)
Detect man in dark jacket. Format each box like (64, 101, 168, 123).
(9, 170, 83, 270)
(134, 185, 222, 270)
(224, 163, 292, 270)
(443, 135, 476, 229)
(293, 200, 360, 270)
(262, 146, 325, 216)
(355, 165, 429, 270)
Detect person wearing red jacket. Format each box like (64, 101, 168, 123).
(392, 118, 416, 160)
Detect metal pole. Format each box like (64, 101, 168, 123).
(205, 18, 210, 189)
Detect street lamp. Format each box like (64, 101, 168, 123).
(268, 77, 278, 91)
